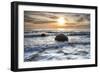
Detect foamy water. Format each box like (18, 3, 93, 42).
(24, 31, 90, 62)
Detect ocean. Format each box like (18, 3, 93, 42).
(24, 30, 90, 62)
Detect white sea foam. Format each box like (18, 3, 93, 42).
(24, 32, 90, 62)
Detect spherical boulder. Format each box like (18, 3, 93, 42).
(55, 34, 68, 42)
(41, 32, 47, 37)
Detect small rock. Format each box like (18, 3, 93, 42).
(41, 32, 47, 37)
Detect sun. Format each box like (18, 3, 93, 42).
(57, 17, 65, 26)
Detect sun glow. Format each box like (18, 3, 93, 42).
(57, 17, 65, 26)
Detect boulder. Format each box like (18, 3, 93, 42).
(55, 34, 68, 42)
(41, 32, 47, 37)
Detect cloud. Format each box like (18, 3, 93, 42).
(24, 11, 90, 24)
(24, 11, 90, 32)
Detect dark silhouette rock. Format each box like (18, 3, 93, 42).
(55, 34, 68, 42)
(41, 32, 47, 37)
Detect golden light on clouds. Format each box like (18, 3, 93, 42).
(24, 11, 90, 32)
(57, 17, 65, 26)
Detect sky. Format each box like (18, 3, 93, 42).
(24, 11, 90, 32)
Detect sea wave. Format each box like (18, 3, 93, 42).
(24, 32, 90, 37)
(24, 31, 90, 61)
